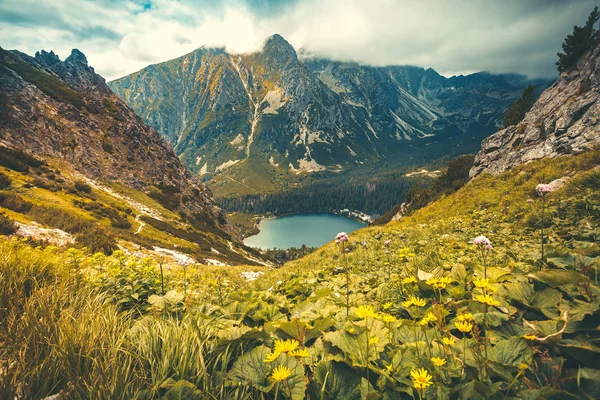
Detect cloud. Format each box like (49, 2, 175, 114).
(0, 0, 596, 80)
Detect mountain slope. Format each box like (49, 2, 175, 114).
(471, 39, 600, 177)
(0, 47, 264, 265)
(109, 34, 550, 196)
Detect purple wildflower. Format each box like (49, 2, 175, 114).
(536, 184, 553, 194)
(473, 235, 491, 247)
(335, 232, 349, 244)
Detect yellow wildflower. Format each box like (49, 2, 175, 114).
(348, 327, 356, 334)
(402, 276, 417, 284)
(455, 320, 473, 333)
(263, 352, 279, 363)
(456, 313, 473, 322)
(473, 277, 490, 289)
(271, 365, 291, 382)
(402, 296, 426, 308)
(419, 311, 437, 326)
(426, 278, 439, 286)
(289, 348, 310, 358)
(410, 367, 433, 389)
(382, 302, 393, 310)
(274, 339, 299, 354)
(439, 276, 452, 285)
(431, 357, 446, 367)
(382, 314, 397, 323)
(475, 294, 501, 307)
(427, 277, 451, 289)
(442, 336, 457, 346)
(369, 336, 379, 345)
(519, 363, 529, 370)
(355, 305, 379, 319)
(523, 334, 537, 340)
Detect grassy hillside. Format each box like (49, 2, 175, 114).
(0, 148, 264, 266)
(1, 150, 598, 399)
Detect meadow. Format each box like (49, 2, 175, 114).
(1, 150, 599, 399)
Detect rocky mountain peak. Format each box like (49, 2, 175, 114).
(34, 50, 61, 67)
(65, 49, 88, 65)
(261, 33, 297, 62)
(470, 39, 600, 178)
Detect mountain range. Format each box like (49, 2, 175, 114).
(108, 34, 551, 196)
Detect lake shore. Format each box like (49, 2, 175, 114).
(243, 212, 366, 250)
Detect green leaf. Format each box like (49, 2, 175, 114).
(312, 361, 361, 400)
(161, 380, 203, 400)
(360, 377, 379, 400)
(324, 320, 390, 367)
(228, 345, 273, 392)
(528, 270, 587, 288)
(491, 337, 531, 367)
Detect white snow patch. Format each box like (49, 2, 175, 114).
(261, 89, 286, 114)
(195, 156, 203, 166)
(241, 271, 265, 282)
(153, 247, 195, 265)
(346, 146, 357, 157)
(229, 134, 245, 146)
(216, 159, 241, 172)
(205, 258, 227, 266)
(365, 121, 379, 139)
(14, 222, 74, 246)
(199, 163, 209, 176)
(269, 156, 279, 167)
(84, 178, 163, 220)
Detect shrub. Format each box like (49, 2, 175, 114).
(73, 181, 92, 194)
(0, 171, 11, 188)
(0, 212, 16, 235)
(76, 226, 118, 254)
(0, 146, 44, 172)
(0, 192, 33, 213)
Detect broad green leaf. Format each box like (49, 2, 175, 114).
(360, 377, 379, 400)
(161, 380, 203, 400)
(491, 337, 531, 367)
(324, 319, 390, 367)
(528, 270, 587, 288)
(312, 361, 361, 400)
(228, 345, 273, 392)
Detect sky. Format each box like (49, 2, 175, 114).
(0, 0, 596, 81)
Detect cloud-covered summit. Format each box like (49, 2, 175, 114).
(0, 0, 595, 80)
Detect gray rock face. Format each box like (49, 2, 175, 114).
(470, 41, 600, 177)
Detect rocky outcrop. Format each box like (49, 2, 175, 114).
(0, 46, 234, 237)
(470, 41, 600, 177)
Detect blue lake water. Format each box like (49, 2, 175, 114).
(243, 213, 366, 250)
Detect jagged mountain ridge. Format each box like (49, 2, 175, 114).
(109, 34, 550, 191)
(470, 38, 600, 177)
(0, 46, 263, 264)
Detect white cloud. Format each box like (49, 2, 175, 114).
(0, 0, 596, 80)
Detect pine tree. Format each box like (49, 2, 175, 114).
(502, 85, 536, 128)
(556, 6, 600, 72)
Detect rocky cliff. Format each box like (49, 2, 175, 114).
(470, 40, 600, 177)
(0, 46, 244, 247)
